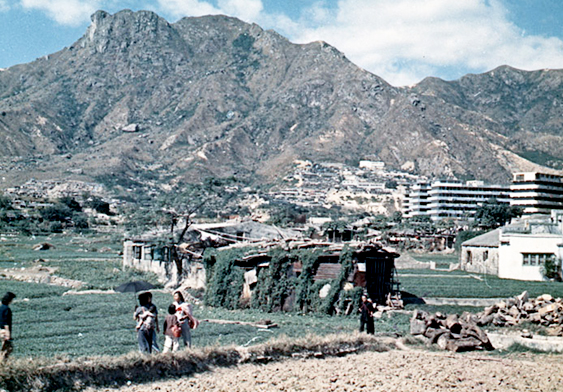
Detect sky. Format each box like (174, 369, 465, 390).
(1, 0, 563, 86)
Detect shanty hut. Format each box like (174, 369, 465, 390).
(204, 240, 400, 314)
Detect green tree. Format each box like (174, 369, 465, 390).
(0, 194, 12, 210)
(403, 215, 435, 233)
(455, 230, 485, 251)
(390, 211, 403, 224)
(40, 204, 73, 223)
(59, 196, 82, 212)
(85, 196, 111, 215)
(473, 199, 523, 229)
(73, 214, 90, 229)
(542, 256, 562, 281)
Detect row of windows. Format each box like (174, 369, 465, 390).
(522, 253, 555, 266)
(132, 245, 171, 262)
(511, 188, 563, 196)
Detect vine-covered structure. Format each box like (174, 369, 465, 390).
(203, 240, 400, 314)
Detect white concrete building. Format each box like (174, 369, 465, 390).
(359, 160, 385, 171)
(461, 213, 563, 281)
(403, 182, 431, 218)
(511, 172, 563, 215)
(404, 180, 510, 221)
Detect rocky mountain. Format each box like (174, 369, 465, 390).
(0, 9, 562, 193)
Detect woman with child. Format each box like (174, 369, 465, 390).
(133, 292, 157, 354)
(172, 290, 199, 349)
(133, 290, 198, 353)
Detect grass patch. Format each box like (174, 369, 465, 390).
(399, 269, 563, 298)
(45, 259, 161, 290)
(0, 234, 122, 264)
(408, 253, 460, 265)
(4, 286, 409, 360)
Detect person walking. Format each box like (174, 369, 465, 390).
(359, 295, 375, 335)
(0, 292, 15, 361)
(172, 290, 198, 348)
(134, 292, 156, 354)
(162, 304, 181, 353)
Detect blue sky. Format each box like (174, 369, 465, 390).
(1, 0, 563, 86)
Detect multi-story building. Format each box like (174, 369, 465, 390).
(404, 180, 510, 221)
(510, 172, 563, 215)
(403, 182, 432, 218)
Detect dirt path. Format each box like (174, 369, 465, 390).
(86, 348, 563, 392)
(0, 265, 85, 288)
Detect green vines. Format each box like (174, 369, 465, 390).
(204, 246, 357, 315)
(203, 247, 247, 309)
(322, 246, 354, 315)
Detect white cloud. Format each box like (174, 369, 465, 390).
(155, 0, 220, 19)
(0, 0, 10, 12)
(20, 0, 101, 25)
(287, 0, 563, 85)
(218, 0, 263, 22)
(155, 0, 264, 22)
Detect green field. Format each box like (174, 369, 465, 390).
(3, 282, 410, 359)
(0, 234, 408, 359)
(1, 236, 563, 359)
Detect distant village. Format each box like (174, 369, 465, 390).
(2, 160, 563, 293)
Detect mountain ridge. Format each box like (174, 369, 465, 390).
(0, 9, 562, 193)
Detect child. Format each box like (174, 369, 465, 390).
(134, 305, 156, 331)
(162, 304, 181, 353)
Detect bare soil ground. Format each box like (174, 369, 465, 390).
(86, 348, 563, 392)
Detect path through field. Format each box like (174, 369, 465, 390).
(86, 348, 563, 392)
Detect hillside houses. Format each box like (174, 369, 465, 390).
(4, 179, 106, 200)
(266, 160, 423, 214)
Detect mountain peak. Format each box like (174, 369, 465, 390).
(0, 10, 562, 190)
(81, 9, 174, 54)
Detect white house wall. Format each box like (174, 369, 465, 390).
(123, 240, 206, 288)
(123, 241, 169, 277)
(460, 246, 499, 275)
(498, 234, 562, 281)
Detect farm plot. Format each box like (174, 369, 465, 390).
(3, 282, 410, 359)
(399, 269, 563, 299)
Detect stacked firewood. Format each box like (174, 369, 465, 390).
(410, 309, 494, 352)
(473, 291, 563, 335)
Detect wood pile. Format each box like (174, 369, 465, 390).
(410, 309, 494, 352)
(472, 291, 563, 335)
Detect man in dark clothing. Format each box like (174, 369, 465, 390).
(359, 295, 375, 334)
(0, 292, 15, 360)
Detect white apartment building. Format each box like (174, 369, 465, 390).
(510, 172, 563, 215)
(404, 180, 510, 221)
(403, 182, 432, 218)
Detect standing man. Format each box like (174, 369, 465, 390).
(0, 292, 16, 360)
(359, 295, 375, 335)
